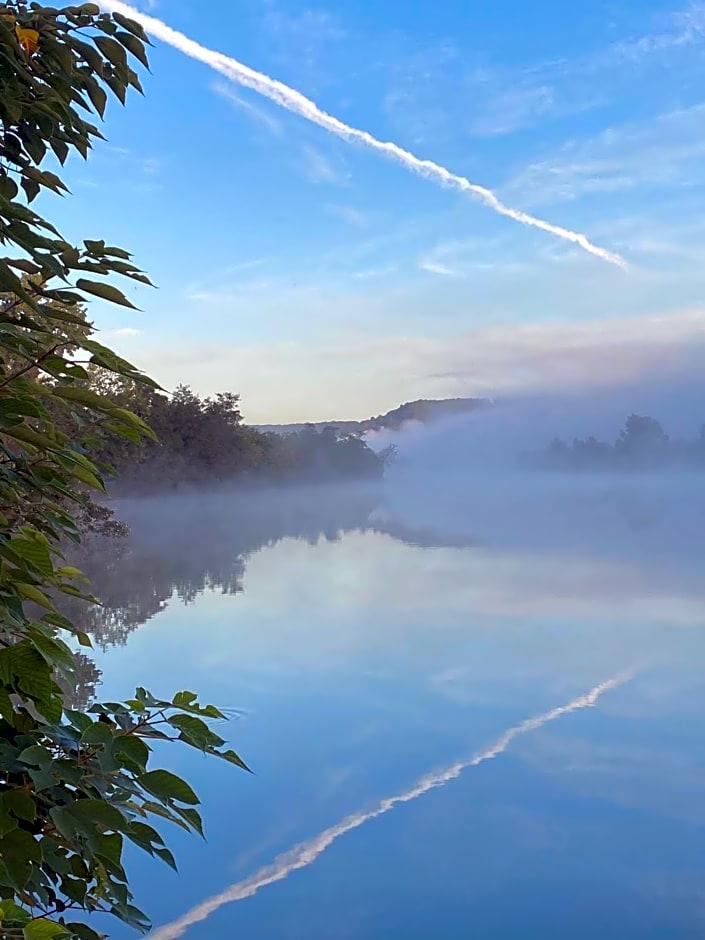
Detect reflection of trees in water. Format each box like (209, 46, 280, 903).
(57, 653, 103, 711)
(64, 485, 388, 651)
(60, 483, 485, 706)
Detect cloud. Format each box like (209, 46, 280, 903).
(504, 104, 705, 207)
(604, 1, 705, 62)
(262, 5, 347, 43)
(105, 327, 141, 338)
(420, 260, 457, 276)
(299, 144, 347, 185)
(423, 309, 705, 396)
(353, 266, 397, 280)
(326, 203, 367, 225)
(186, 280, 274, 303)
(419, 236, 528, 277)
(223, 258, 268, 274)
(213, 82, 283, 135)
(470, 84, 557, 137)
(386, 2, 705, 149)
(100, 1, 627, 268)
(133, 306, 705, 423)
(151, 673, 629, 940)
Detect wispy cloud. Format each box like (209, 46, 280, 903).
(326, 203, 367, 225)
(223, 258, 268, 274)
(387, 2, 705, 146)
(152, 673, 629, 940)
(419, 236, 527, 277)
(504, 104, 705, 207)
(263, 5, 347, 43)
(420, 260, 457, 277)
(213, 82, 283, 135)
(104, 327, 141, 338)
(353, 266, 397, 280)
(135, 304, 705, 424)
(299, 144, 347, 185)
(470, 84, 556, 137)
(604, 1, 705, 62)
(424, 309, 705, 395)
(187, 280, 274, 303)
(100, 1, 627, 268)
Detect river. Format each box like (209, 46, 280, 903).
(84, 480, 705, 939)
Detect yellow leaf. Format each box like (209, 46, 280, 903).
(15, 27, 39, 56)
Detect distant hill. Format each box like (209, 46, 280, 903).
(258, 397, 489, 437)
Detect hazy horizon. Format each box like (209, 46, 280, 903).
(49, 0, 705, 423)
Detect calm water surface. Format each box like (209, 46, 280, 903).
(86, 482, 705, 939)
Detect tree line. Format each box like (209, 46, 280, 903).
(535, 414, 705, 471)
(84, 377, 390, 494)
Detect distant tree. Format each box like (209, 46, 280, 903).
(615, 414, 669, 464)
(534, 414, 703, 472)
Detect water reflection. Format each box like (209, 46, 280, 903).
(73, 476, 705, 654)
(68, 485, 385, 650)
(78, 479, 705, 939)
(152, 673, 630, 940)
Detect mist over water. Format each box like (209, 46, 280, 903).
(352, 372, 701, 562)
(85, 377, 705, 940)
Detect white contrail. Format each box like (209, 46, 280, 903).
(100, 1, 627, 269)
(152, 672, 631, 940)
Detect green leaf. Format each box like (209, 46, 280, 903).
(80, 720, 113, 746)
(139, 770, 200, 806)
(219, 749, 253, 773)
(6, 536, 53, 577)
(23, 920, 71, 940)
(83, 78, 108, 118)
(65, 925, 102, 940)
(51, 799, 126, 838)
(0, 828, 41, 889)
(112, 11, 150, 42)
(18, 745, 53, 768)
(115, 30, 150, 68)
(52, 385, 113, 410)
(15, 583, 55, 611)
(168, 714, 225, 750)
(140, 801, 190, 832)
(75, 278, 139, 309)
(153, 846, 178, 870)
(173, 805, 204, 837)
(94, 34, 128, 71)
(27, 626, 76, 671)
(114, 734, 149, 772)
(0, 900, 31, 925)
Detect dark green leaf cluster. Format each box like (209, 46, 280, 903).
(0, 5, 249, 938)
(0, 689, 248, 938)
(0, 0, 154, 311)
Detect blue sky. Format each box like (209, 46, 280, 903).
(51, 0, 705, 421)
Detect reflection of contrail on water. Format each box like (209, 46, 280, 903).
(152, 672, 631, 940)
(100, 1, 627, 269)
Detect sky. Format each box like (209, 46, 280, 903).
(50, 0, 705, 422)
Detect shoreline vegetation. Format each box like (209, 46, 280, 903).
(532, 414, 705, 473)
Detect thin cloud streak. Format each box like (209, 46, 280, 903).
(152, 672, 630, 940)
(100, 1, 627, 269)
(214, 82, 283, 135)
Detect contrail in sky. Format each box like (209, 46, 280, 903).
(100, 1, 627, 269)
(151, 672, 631, 940)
